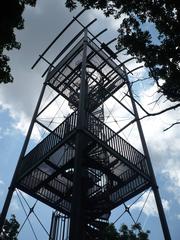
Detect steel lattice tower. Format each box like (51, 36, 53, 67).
(0, 10, 171, 240)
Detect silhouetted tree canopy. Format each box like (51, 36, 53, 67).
(0, 0, 36, 84)
(101, 223, 150, 240)
(66, 0, 180, 103)
(0, 215, 20, 240)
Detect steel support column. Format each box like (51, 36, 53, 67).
(69, 29, 88, 240)
(0, 76, 48, 233)
(126, 71, 171, 240)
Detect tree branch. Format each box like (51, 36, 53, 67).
(126, 93, 180, 119)
(131, 77, 152, 85)
(163, 121, 180, 131)
(140, 103, 180, 119)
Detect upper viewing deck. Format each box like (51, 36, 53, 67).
(46, 36, 127, 112)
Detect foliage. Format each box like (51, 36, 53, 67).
(101, 223, 150, 240)
(0, 215, 20, 240)
(101, 223, 119, 240)
(65, 0, 180, 103)
(0, 0, 36, 84)
(119, 223, 150, 240)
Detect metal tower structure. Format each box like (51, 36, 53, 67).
(0, 10, 171, 240)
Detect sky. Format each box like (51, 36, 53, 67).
(0, 0, 180, 239)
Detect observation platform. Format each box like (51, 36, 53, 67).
(46, 37, 126, 111)
(17, 111, 151, 219)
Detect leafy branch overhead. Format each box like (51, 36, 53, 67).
(0, 0, 36, 84)
(66, 0, 180, 103)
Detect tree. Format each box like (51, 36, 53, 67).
(101, 223, 119, 240)
(0, 0, 36, 84)
(101, 223, 150, 240)
(119, 223, 150, 240)
(65, 1, 180, 103)
(0, 215, 20, 240)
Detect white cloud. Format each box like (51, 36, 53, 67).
(131, 191, 170, 217)
(3, 128, 12, 136)
(162, 159, 180, 204)
(0, 180, 4, 185)
(17, 190, 30, 201)
(162, 159, 180, 188)
(162, 199, 170, 212)
(0, 5, 128, 142)
(10, 198, 20, 212)
(128, 80, 180, 155)
(90, 8, 126, 31)
(132, 82, 180, 208)
(0, 0, 77, 140)
(0, 100, 41, 141)
(9, 190, 30, 213)
(0, 180, 4, 197)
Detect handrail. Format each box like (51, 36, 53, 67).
(87, 113, 148, 174)
(20, 111, 78, 175)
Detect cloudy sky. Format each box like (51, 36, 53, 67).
(0, 0, 180, 239)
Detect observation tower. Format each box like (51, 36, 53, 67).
(0, 9, 171, 240)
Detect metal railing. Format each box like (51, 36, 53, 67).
(87, 113, 149, 175)
(20, 111, 78, 175)
(20, 167, 72, 213)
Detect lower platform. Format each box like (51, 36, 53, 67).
(16, 111, 151, 224)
